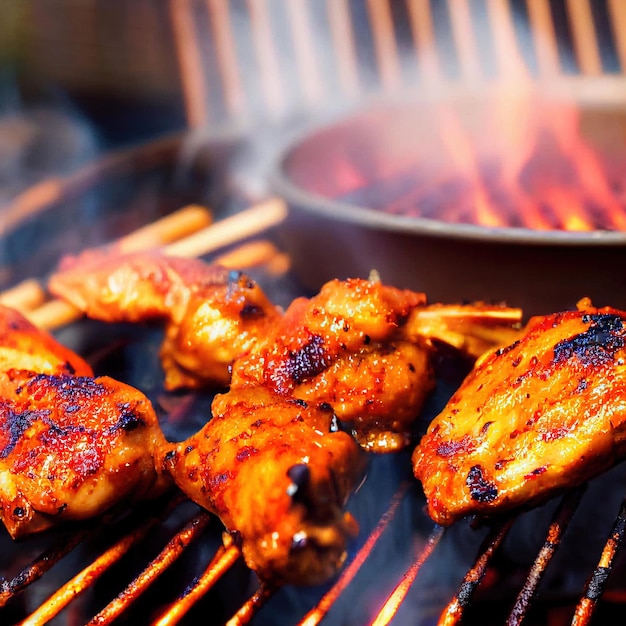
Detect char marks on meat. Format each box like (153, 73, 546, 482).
(413, 300, 626, 526)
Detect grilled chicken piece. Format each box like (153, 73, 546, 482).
(413, 298, 626, 526)
(161, 386, 364, 586)
(48, 251, 281, 390)
(0, 374, 170, 539)
(230, 277, 433, 451)
(0, 303, 92, 377)
(232, 278, 521, 452)
(0, 304, 170, 538)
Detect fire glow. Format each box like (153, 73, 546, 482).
(286, 91, 626, 233)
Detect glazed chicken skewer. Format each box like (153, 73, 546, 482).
(0, 299, 364, 588)
(49, 252, 282, 390)
(49, 251, 523, 452)
(413, 298, 626, 526)
(0, 301, 365, 586)
(0, 282, 366, 585)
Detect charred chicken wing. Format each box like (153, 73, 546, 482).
(0, 304, 170, 538)
(48, 251, 282, 390)
(229, 277, 434, 451)
(232, 277, 521, 451)
(0, 374, 170, 538)
(161, 386, 364, 585)
(413, 299, 626, 526)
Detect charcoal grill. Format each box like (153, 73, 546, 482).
(5, 1, 626, 625)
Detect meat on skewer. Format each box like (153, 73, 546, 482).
(231, 277, 523, 451)
(49, 253, 523, 452)
(230, 276, 434, 452)
(161, 386, 365, 586)
(49, 251, 282, 390)
(413, 298, 626, 526)
(0, 304, 170, 538)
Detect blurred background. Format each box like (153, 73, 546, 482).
(1, 0, 624, 197)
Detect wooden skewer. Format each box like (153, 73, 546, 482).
(24, 198, 289, 331)
(0, 133, 185, 237)
(116, 204, 213, 254)
(27, 300, 86, 332)
(1, 204, 213, 314)
(213, 239, 291, 275)
(163, 197, 287, 258)
(0, 279, 47, 312)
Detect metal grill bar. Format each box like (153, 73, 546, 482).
(169, 0, 626, 130)
(0, 527, 93, 609)
(8, 480, 626, 625)
(506, 485, 587, 626)
(370, 523, 445, 626)
(18, 495, 187, 626)
(437, 516, 518, 626)
(298, 482, 411, 626)
(85, 510, 213, 625)
(152, 542, 242, 626)
(226, 586, 274, 626)
(571, 495, 626, 626)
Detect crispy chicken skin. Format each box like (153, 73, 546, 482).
(48, 251, 282, 390)
(291, 341, 434, 451)
(232, 278, 521, 452)
(0, 304, 92, 377)
(0, 304, 170, 538)
(231, 277, 428, 390)
(161, 386, 364, 586)
(230, 278, 435, 452)
(413, 299, 626, 526)
(0, 374, 170, 538)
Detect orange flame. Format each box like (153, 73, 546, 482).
(429, 94, 626, 231)
(298, 92, 626, 233)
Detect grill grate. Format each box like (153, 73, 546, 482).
(2, 475, 626, 625)
(165, 0, 626, 130)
